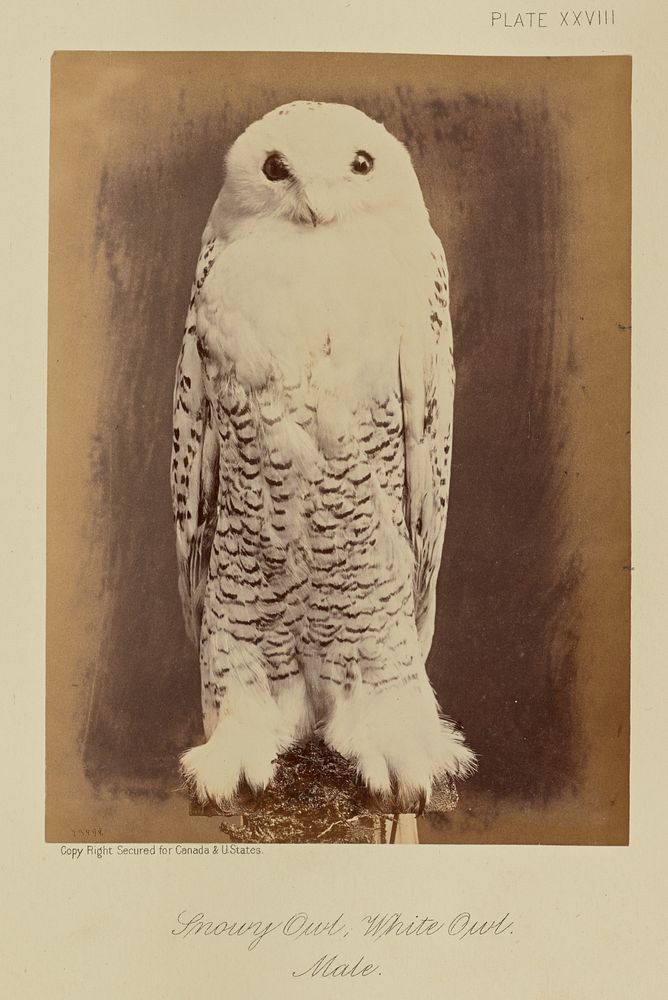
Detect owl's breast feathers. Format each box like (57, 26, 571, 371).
(171, 219, 454, 666)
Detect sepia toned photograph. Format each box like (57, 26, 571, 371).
(47, 51, 631, 845)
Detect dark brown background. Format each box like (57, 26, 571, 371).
(47, 52, 630, 844)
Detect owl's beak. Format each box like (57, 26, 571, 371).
(299, 188, 321, 227)
(300, 200, 319, 227)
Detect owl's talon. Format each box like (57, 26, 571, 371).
(180, 703, 290, 807)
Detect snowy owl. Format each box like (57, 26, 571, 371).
(171, 101, 476, 812)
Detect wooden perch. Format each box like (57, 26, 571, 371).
(189, 738, 460, 844)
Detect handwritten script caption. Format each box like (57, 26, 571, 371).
(171, 908, 514, 980)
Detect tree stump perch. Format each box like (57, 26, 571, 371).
(188, 738, 460, 844)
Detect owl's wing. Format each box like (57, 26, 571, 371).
(399, 236, 455, 660)
(171, 242, 220, 646)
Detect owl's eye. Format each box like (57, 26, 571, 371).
(262, 153, 291, 182)
(351, 150, 374, 175)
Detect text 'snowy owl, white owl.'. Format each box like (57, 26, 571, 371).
(171, 101, 476, 811)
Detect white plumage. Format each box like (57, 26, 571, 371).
(171, 101, 476, 811)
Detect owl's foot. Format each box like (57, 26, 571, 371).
(181, 686, 303, 807)
(323, 683, 476, 813)
(180, 717, 279, 807)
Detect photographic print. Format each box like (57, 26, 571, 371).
(46, 52, 631, 845)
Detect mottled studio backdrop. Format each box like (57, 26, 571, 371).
(47, 54, 630, 843)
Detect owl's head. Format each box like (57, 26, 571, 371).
(207, 101, 428, 237)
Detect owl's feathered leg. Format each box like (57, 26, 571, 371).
(180, 633, 310, 807)
(320, 625, 476, 811)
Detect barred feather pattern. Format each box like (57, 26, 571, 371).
(409, 250, 457, 661)
(172, 210, 475, 809)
